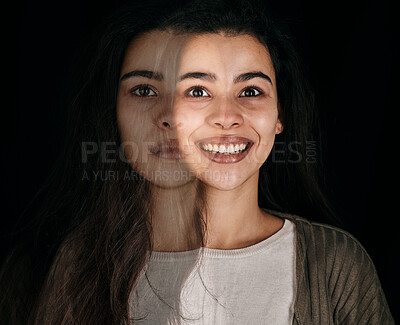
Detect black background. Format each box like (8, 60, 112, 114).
(4, 0, 399, 321)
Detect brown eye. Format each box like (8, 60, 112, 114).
(187, 87, 209, 97)
(130, 85, 157, 97)
(239, 87, 263, 97)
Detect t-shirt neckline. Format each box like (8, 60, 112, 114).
(150, 219, 293, 261)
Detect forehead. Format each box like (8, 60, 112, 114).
(179, 33, 274, 78)
(121, 30, 275, 79)
(122, 31, 188, 69)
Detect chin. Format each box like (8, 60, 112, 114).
(151, 178, 196, 189)
(199, 170, 250, 191)
(134, 164, 196, 188)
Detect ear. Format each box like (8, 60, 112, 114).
(275, 103, 284, 134)
(275, 119, 283, 134)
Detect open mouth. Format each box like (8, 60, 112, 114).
(196, 136, 254, 164)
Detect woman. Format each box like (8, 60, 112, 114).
(2, 0, 394, 324)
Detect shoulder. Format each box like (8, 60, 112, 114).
(273, 210, 378, 288)
(268, 210, 394, 324)
(268, 210, 371, 263)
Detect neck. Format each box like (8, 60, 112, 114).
(150, 173, 283, 252)
(202, 173, 267, 249)
(151, 180, 199, 252)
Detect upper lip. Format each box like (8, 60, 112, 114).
(149, 139, 180, 154)
(195, 136, 254, 146)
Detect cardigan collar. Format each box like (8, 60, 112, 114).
(262, 209, 311, 325)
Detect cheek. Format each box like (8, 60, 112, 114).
(253, 106, 279, 139)
(117, 106, 153, 159)
(117, 109, 137, 142)
(258, 119, 279, 143)
(174, 107, 204, 143)
(250, 110, 279, 162)
(117, 116, 139, 163)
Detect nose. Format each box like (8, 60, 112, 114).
(156, 113, 176, 130)
(206, 97, 244, 129)
(154, 97, 178, 130)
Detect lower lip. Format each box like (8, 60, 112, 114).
(198, 143, 253, 164)
(150, 149, 183, 160)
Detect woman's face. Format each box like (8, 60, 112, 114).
(117, 31, 194, 188)
(174, 33, 283, 191)
(117, 31, 282, 190)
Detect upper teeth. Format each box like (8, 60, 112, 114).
(201, 143, 248, 154)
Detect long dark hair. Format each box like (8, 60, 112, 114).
(2, 0, 338, 324)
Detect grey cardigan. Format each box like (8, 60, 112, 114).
(269, 210, 395, 324)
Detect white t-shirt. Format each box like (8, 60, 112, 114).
(130, 219, 296, 324)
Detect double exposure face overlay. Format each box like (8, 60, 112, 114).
(117, 31, 282, 190)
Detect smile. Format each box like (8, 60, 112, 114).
(201, 143, 248, 154)
(196, 136, 254, 164)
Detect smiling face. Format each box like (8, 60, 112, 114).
(173, 33, 283, 191)
(117, 31, 282, 190)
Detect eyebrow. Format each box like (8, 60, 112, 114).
(121, 70, 272, 84)
(179, 72, 217, 81)
(120, 70, 163, 81)
(234, 72, 272, 84)
(178, 71, 272, 85)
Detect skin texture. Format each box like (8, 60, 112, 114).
(117, 31, 194, 189)
(174, 33, 283, 191)
(117, 31, 284, 251)
(117, 32, 199, 251)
